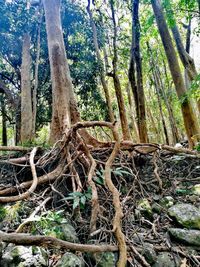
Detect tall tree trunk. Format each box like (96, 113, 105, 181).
(110, 0, 131, 140)
(169, 14, 200, 113)
(1, 97, 7, 146)
(129, 0, 148, 143)
(145, 99, 160, 142)
(43, 0, 72, 143)
(151, 0, 200, 148)
(20, 33, 33, 143)
(151, 75, 169, 145)
(125, 83, 139, 142)
(43, 0, 100, 146)
(147, 42, 179, 144)
(32, 13, 42, 138)
(86, 0, 114, 123)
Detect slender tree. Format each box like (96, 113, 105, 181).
(151, 0, 200, 147)
(129, 0, 148, 143)
(110, 0, 131, 140)
(20, 33, 33, 143)
(86, 0, 115, 123)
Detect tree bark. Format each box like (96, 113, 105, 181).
(151, 74, 169, 145)
(1, 97, 7, 146)
(42, 0, 72, 143)
(125, 83, 139, 142)
(151, 0, 200, 147)
(86, 0, 115, 123)
(147, 42, 179, 144)
(110, 0, 131, 140)
(129, 0, 148, 143)
(20, 33, 33, 143)
(32, 14, 42, 138)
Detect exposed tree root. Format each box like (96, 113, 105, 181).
(0, 231, 118, 253)
(0, 121, 199, 265)
(153, 152, 162, 190)
(0, 147, 38, 202)
(104, 122, 127, 267)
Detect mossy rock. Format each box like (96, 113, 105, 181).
(55, 252, 85, 267)
(168, 204, 200, 229)
(169, 228, 200, 246)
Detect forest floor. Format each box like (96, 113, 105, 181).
(0, 139, 199, 266)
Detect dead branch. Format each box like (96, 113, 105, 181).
(0, 146, 31, 152)
(104, 122, 127, 267)
(162, 144, 200, 157)
(0, 231, 118, 253)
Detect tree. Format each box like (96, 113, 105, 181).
(86, 0, 115, 123)
(42, 0, 72, 143)
(151, 0, 200, 147)
(110, 0, 131, 140)
(129, 0, 148, 143)
(20, 33, 33, 143)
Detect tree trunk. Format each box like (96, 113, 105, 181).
(151, 0, 200, 147)
(151, 75, 169, 145)
(20, 33, 33, 144)
(125, 83, 139, 142)
(110, 0, 131, 140)
(43, 0, 72, 143)
(1, 97, 7, 146)
(86, 0, 115, 123)
(32, 14, 42, 138)
(169, 16, 200, 114)
(147, 42, 179, 144)
(129, 0, 148, 143)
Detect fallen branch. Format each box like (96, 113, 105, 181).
(0, 231, 118, 253)
(0, 145, 31, 152)
(162, 144, 200, 157)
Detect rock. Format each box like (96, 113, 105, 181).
(152, 203, 163, 214)
(159, 196, 174, 208)
(136, 198, 152, 218)
(168, 204, 200, 229)
(141, 243, 157, 264)
(61, 223, 79, 242)
(169, 228, 200, 246)
(92, 251, 117, 267)
(0, 245, 48, 267)
(192, 184, 200, 196)
(55, 252, 85, 267)
(152, 252, 179, 267)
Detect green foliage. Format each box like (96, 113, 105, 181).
(64, 188, 92, 210)
(195, 143, 200, 152)
(0, 205, 7, 222)
(31, 210, 68, 238)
